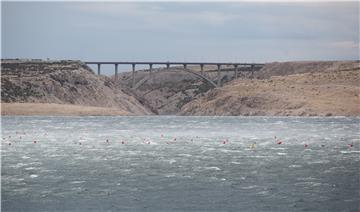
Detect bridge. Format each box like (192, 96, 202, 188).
(84, 61, 265, 88)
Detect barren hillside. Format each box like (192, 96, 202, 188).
(114, 66, 249, 115)
(2, 59, 359, 116)
(180, 62, 360, 116)
(1, 59, 151, 115)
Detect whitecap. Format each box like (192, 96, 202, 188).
(25, 167, 38, 170)
(241, 185, 258, 190)
(30, 174, 38, 178)
(10, 163, 27, 169)
(177, 154, 192, 157)
(295, 182, 322, 187)
(168, 159, 176, 164)
(231, 161, 241, 164)
(204, 166, 221, 171)
(270, 147, 286, 150)
(165, 173, 176, 178)
(70, 181, 86, 184)
(289, 164, 302, 168)
(277, 152, 287, 156)
(257, 190, 269, 195)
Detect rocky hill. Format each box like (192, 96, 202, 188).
(2, 59, 359, 116)
(1, 59, 151, 115)
(179, 61, 360, 116)
(113, 65, 254, 115)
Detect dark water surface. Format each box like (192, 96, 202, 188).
(1, 116, 359, 211)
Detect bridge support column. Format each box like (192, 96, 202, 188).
(115, 64, 118, 79)
(200, 64, 204, 75)
(149, 64, 153, 78)
(166, 63, 170, 70)
(217, 64, 221, 87)
(132, 64, 136, 88)
(251, 64, 254, 79)
(97, 64, 101, 75)
(234, 64, 238, 78)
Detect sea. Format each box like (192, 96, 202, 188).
(1, 116, 359, 211)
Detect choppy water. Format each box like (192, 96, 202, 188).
(1, 116, 359, 211)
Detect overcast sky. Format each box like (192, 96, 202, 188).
(2, 1, 359, 72)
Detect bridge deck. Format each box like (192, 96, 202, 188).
(85, 61, 264, 66)
(84, 61, 265, 88)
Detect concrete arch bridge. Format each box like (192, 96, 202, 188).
(85, 61, 265, 88)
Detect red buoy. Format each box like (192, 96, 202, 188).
(277, 140, 282, 145)
(304, 144, 308, 148)
(33, 140, 37, 144)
